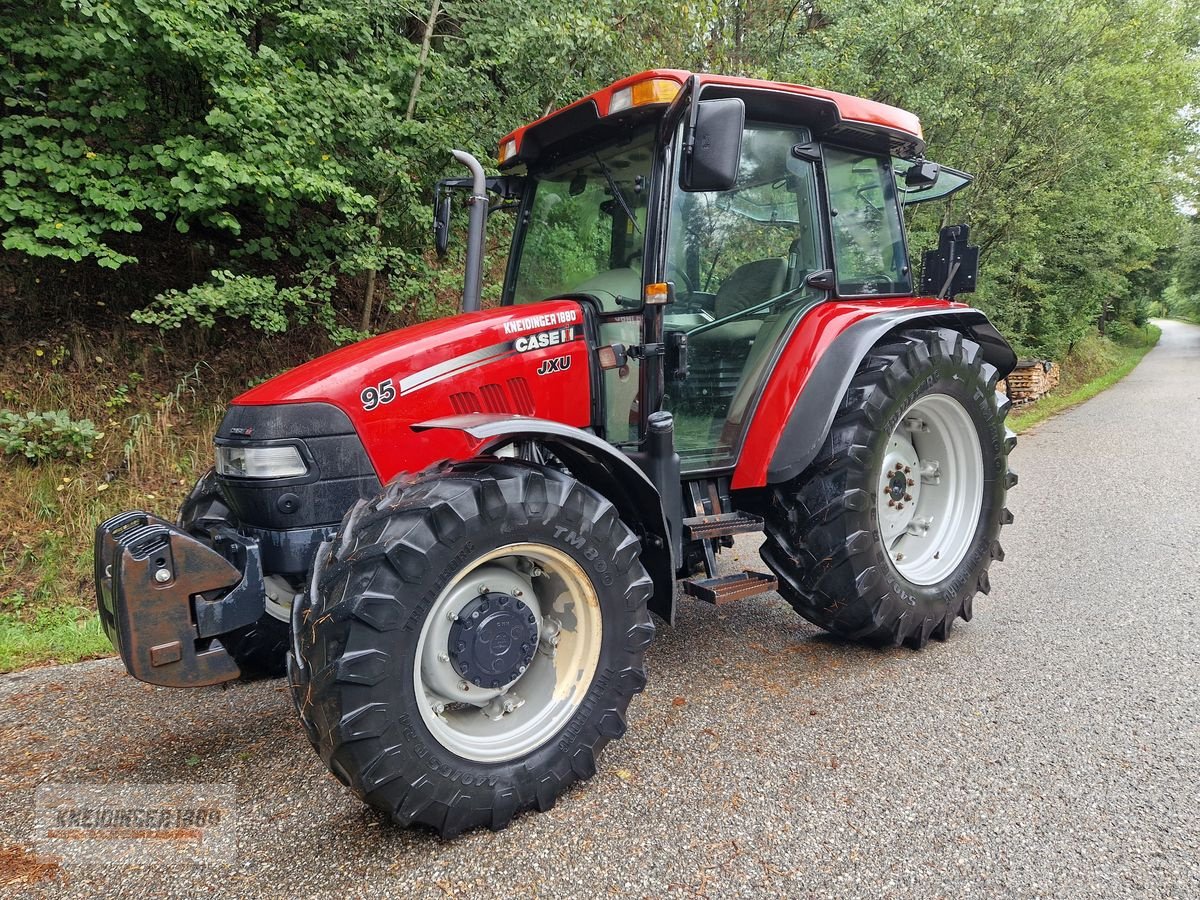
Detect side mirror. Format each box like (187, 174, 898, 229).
(682, 98, 745, 193)
(920, 224, 979, 299)
(433, 192, 451, 258)
(905, 159, 941, 189)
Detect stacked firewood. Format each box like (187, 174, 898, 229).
(997, 359, 1060, 402)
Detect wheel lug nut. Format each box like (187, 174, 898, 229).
(896, 502, 905, 510)
(903, 493, 912, 502)
(907, 478, 915, 486)
(888, 500, 896, 507)
(903, 466, 911, 474)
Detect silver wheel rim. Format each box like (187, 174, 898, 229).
(877, 393, 984, 585)
(414, 543, 603, 763)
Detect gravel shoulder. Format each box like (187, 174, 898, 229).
(2, 321, 1198, 898)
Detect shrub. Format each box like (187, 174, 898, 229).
(0, 410, 101, 462)
(1105, 320, 1130, 342)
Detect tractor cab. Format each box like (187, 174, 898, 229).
(462, 71, 976, 473)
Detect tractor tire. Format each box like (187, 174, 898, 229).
(218, 616, 291, 679)
(761, 327, 1015, 648)
(178, 468, 289, 680)
(288, 459, 654, 836)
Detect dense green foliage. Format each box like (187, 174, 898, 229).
(1, 0, 1197, 353)
(1159, 216, 1200, 321)
(0, 409, 101, 461)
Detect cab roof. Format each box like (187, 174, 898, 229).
(498, 69, 926, 170)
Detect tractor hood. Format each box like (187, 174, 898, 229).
(231, 299, 592, 484)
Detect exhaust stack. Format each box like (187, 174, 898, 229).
(451, 149, 487, 314)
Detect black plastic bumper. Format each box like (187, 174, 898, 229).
(94, 511, 267, 687)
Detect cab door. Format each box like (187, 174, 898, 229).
(662, 122, 825, 471)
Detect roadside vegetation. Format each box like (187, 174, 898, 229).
(0, 328, 258, 671)
(1, 1, 1197, 670)
(1008, 324, 1162, 433)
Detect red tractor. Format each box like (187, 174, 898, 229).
(95, 70, 1016, 836)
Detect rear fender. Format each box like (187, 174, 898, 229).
(413, 414, 676, 624)
(735, 304, 1015, 489)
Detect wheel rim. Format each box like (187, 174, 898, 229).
(877, 393, 983, 585)
(414, 543, 603, 763)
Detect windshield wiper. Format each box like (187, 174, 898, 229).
(594, 154, 641, 235)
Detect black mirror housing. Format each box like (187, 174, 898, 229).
(905, 159, 941, 188)
(682, 98, 745, 193)
(920, 224, 979, 299)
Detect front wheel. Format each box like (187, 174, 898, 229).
(761, 327, 1015, 648)
(289, 460, 655, 836)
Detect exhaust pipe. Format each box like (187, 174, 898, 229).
(451, 149, 487, 313)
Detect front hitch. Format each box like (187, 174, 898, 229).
(94, 512, 267, 687)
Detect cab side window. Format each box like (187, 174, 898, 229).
(824, 148, 910, 295)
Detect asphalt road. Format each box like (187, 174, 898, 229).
(3, 320, 1198, 898)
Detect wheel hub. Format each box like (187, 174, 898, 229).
(448, 592, 540, 689)
(416, 545, 604, 763)
(876, 394, 984, 585)
(879, 436, 921, 543)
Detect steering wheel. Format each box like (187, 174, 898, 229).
(852, 273, 895, 294)
(667, 264, 696, 298)
(855, 185, 882, 213)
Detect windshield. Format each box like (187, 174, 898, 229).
(510, 132, 655, 312)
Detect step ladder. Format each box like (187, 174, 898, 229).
(682, 510, 764, 541)
(679, 508, 776, 605)
(681, 570, 778, 605)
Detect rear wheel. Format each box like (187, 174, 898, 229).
(289, 460, 654, 836)
(761, 327, 1015, 648)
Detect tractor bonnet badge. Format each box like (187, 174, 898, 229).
(513, 326, 577, 353)
(536, 356, 572, 376)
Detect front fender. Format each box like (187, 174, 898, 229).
(413, 414, 677, 624)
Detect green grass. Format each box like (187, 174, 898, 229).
(1008, 323, 1161, 433)
(1, 347, 228, 673)
(0, 603, 111, 672)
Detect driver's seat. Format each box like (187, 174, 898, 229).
(713, 257, 787, 318)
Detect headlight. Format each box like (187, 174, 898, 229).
(215, 444, 308, 479)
